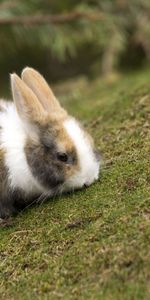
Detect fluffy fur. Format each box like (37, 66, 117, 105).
(0, 102, 44, 195)
(0, 67, 100, 218)
(64, 118, 100, 190)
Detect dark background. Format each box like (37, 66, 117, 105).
(0, 0, 150, 87)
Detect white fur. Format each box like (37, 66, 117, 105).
(0, 101, 99, 197)
(0, 100, 45, 195)
(64, 117, 100, 190)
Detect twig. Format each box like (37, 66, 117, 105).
(0, 11, 103, 26)
(0, 0, 17, 10)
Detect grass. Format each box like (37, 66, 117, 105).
(1, 68, 150, 299)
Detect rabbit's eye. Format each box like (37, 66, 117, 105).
(57, 152, 68, 163)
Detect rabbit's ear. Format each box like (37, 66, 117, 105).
(21, 67, 63, 113)
(11, 74, 46, 124)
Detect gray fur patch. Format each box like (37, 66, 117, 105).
(25, 139, 65, 191)
(0, 151, 16, 218)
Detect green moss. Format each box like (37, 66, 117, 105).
(1, 69, 150, 299)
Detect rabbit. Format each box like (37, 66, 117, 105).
(0, 67, 100, 219)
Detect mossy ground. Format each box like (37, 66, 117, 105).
(1, 69, 150, 300)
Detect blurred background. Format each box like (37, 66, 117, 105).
(0, 0, 150, 94)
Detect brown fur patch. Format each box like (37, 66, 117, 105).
(56, 129, 79, 179)
(24, 117, 79, 191)
(43, 119, 80, 176)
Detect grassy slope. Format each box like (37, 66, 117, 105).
(1, 69, 150, 300)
